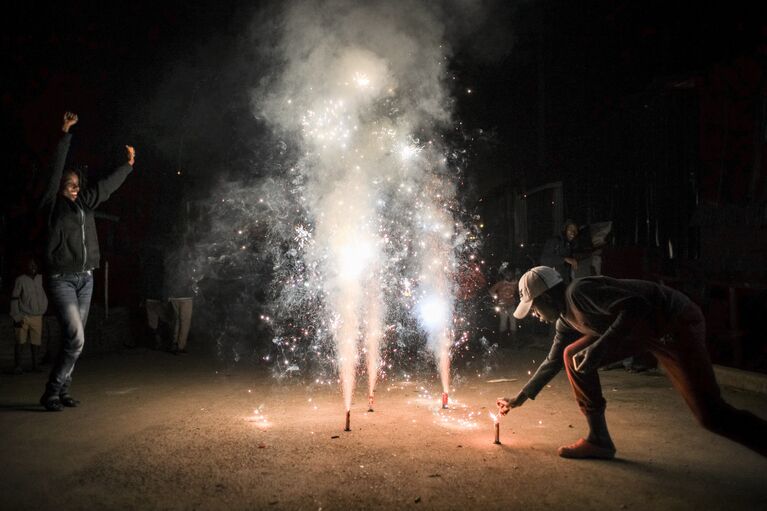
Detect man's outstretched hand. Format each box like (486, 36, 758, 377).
(573, 339, 607, 374)
(62, 112, 78, 133)
(496, 390, 529, 415)
(126, 145, 136, 166)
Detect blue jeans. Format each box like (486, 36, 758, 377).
(44, 272, 93, 397)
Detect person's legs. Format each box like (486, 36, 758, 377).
(13, 319, 29, 373)
(60, 273, 93, 402)
(145, 299, 164, 349)
(167, 298, 182, 353)
(174, 298, 193, 352)
(559, 335, 625, 459)
(28, 315, 43, 372)
(43, 273, 93, 410)
(654, 303, 767, 456)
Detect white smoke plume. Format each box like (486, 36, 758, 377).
(251, 0, 479, 411)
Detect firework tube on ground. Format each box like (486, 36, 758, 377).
(345, 410, 351, 432)
(368, 394, 374, 412)
(492, 410, 501, 445)
(442, 392, 448, 409)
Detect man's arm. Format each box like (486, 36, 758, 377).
(40, 112, 78, 207)
(540, 237, 564, 267)
(497, 321, 585, 414)
(570, 282, 652, 373)
(79, 145, 136, 209)
(573, 309, 637, 373)
(520, 321, 584, 399)
(10, 277, 23, 324)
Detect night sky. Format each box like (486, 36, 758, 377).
(2, 0, 765, 275)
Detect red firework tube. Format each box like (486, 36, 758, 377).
(441, 392, 448, 409)
(494, 421, 501, 445)
(368, 395, 374, 412)
(344, 410, 351, 432)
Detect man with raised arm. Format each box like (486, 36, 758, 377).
(38, 112, 137, 411)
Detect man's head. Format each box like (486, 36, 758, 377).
(60, 170, 80, 202)
(564, 221, 579, 242)
(25, 258, 38, 277)
(513, 266, 564, 322)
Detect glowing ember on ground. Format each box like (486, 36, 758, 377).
(245, 408, 271, 429)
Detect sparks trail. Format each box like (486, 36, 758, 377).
(189, 1, 492, 417)
(251, 0, 484, 414)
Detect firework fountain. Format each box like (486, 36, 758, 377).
(253, 0, 474, 423)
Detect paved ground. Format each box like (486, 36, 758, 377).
(1, 345, 766, 510)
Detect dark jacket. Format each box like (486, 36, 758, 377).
(521, 276, 692, 399)
(540, 233, 574, 283)
(40, 133, 133, 274)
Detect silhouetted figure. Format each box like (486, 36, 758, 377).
(540, 219, 579, 284)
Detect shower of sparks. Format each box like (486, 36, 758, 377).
(191, 1, 492, 414)
(404, 386, 493, 431)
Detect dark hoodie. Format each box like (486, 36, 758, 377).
(520, 276, 691, 399)
(540, 220, 578, 283)
(40, 133, 133, 274)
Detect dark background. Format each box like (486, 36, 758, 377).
(1, 0, 765, 370)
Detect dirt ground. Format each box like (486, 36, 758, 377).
(1, 344, 766, 511)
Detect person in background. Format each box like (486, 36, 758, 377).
(488, 264, 520, 341)
(38, 111, 137, 411)
(540, 219, 579, 284)
(164, 241, 195, 354)
(140, 244, 170, 350)
(10, 257, 48, 374)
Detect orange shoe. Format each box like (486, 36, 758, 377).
(558, 438, 616, 460)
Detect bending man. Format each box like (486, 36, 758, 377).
(497, 266, 767, 459)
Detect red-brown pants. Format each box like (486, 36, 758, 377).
(563, 303, 767, 456)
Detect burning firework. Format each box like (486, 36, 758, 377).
(246, 0, 480, 417)
(490, 412, 501, 445)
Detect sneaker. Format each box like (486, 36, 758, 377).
(59, 394, 80, 407)
(557, 438, 615, 460)
(40, 394, 64, 412)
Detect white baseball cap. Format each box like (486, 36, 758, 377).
(513, 266, 564, 319)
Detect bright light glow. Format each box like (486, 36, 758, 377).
(417, 294, 450, 333)
(398, 143, 420, 161)
(353, 72, 371, 88)
(337, 241, 374, 281)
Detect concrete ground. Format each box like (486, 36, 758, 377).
(1, 344, 766, 510)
